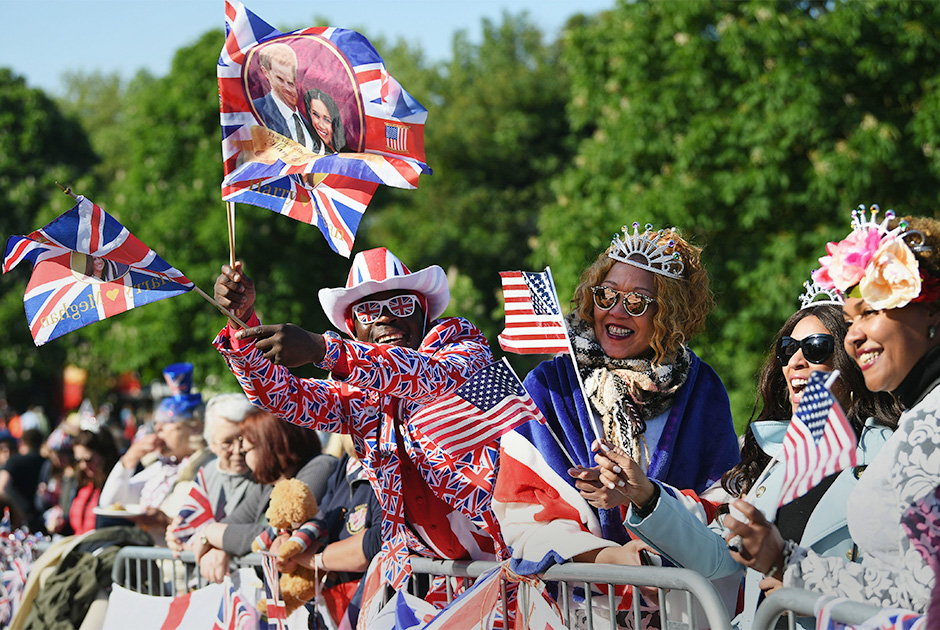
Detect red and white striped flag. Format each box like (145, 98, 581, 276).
(409, 359, 547, 456)
(778, 370, 857, 507)
(497, 268, 569, 355)
(260, 554, 288, 630)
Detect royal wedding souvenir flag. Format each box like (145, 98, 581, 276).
(408, 358, 547, 457)
(219, 0, 431, 257)
(2, 196, 193, 346)
(778, 370, 857, 507)
(171, 468, 215, 542)
(498, 268, 569, 355)
(260, 553, 288, 630)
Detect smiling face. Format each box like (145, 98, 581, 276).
(211, 418, 248, 475)
(263, 58, 297, 108)
(781, 315, 836, 412)
(592, 262, 657, 360)
(307, 98, 334, 149)
(352, 289, 425, 349)
(843, 297, 936, 392)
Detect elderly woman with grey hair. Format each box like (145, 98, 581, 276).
(165, 393, 263, 554)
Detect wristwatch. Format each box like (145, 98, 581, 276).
(198, 532, 209, 547)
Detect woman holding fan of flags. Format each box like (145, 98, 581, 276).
(492, 223, 739, 627)
(595, 290, 900, 628)
(724, 209, 940, 616)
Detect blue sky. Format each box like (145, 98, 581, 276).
(3, 0, 614, 96)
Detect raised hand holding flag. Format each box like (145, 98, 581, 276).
(778, 370, 857, 507)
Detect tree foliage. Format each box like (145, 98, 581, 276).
(537, 0, 940, 426)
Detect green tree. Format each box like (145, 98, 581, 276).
(538, 0, 940, 428)
(0, 69, 97, 413)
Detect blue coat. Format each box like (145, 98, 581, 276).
(625, 418, 892, 629)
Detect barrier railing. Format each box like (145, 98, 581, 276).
(752, 587, 888, 629)
(110, 547, 732, 629)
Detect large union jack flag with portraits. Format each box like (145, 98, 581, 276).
(2, 197, 193, 346)
(219, 0, 430, 257)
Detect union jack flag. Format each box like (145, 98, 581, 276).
(2, 196, 193, 346)
(260, 553, 288, 630)
(212, 578, 254, 630)
(498, 268, 570, 355)
(171, 469, 215, 542)
(778, 370, 857, 507)
(409, 359, 546, 457)
(218, 0, 430, 257)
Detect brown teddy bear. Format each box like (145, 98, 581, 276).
(251, 478, 326, 616)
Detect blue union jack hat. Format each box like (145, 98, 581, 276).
(318, 247, 449, 336)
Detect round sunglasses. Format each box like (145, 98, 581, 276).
(351, 294, 419, 325)
(775, 333, 835, 366)
(590, 286, 657, 317)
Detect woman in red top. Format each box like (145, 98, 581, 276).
(70, 428, 119, 535)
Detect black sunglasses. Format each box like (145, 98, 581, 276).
(776, 333, 835, 366)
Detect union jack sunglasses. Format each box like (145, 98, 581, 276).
(351, 294, 420, 324)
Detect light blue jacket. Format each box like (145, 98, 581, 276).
(624, 418, 892, 629)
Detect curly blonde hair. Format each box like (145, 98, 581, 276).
(571, 227, 714, 364)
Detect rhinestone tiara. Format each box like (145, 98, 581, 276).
(608, 222, 685, 280)
(799, 277, 844, 310)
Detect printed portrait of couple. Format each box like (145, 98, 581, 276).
(244, 35, 364, 157)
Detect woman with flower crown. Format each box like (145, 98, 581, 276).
(492, 223, 740, 628)
(723, 209, 940, 615)
(591, 290, 900, 628)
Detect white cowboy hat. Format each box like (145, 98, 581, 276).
(318, 247, 450, 336)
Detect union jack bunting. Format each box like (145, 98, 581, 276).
(260, 553, 288, 630)
(171, 469, 215, 542)
(218, 0, 430, 257)
(778, 370, 857, 507)
(2, 196, 193, 346)
(409, 359, 547, 457)
(498, 268, 569, 355)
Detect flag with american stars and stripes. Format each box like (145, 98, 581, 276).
(218, 0, 431, 257)
(778, 370, 857, 507)
(498, 268, 569, 355)
(408, 359, 547, 457)
(2, 196, 193, 346)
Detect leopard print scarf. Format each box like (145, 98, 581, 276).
(566, 312, 690, 468)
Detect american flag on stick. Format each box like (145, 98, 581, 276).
(409, 358, 547, 456)
(778, 370, 857, 507)
(498, 268, 569, 355)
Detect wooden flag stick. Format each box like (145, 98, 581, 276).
(226, 201, 236, 268)
(192, 285, 248, 329)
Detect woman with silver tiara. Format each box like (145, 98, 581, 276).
(493, 223, 740, 628)
(726, 208, 940, 617)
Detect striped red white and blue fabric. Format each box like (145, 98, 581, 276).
(2, 196, 193, 346)
(408, 359, 546, 457)
(218, 0, 431, 257)
(778, 370, 857, 507)
(260, 553, 288, 630)
(497, 268, 569, 355)
(171, 469, 214, 542)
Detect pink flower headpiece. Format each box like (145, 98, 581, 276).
(814, 205, 934, 310)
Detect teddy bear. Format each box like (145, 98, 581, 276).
(251, 478, 327, 616)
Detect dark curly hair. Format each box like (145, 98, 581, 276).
(721, 304, 901, 498)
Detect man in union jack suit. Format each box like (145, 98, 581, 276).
(213, 247, 506, 592)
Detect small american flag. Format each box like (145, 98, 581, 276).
(260, 554, 287, 630)
(409, 358, 546, 456)
(385, 124, 408, 152)
(498, 268, 569, 355)
(778, 370, 857, 507)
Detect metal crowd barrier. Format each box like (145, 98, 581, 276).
(752, 587, 889, 629)
(111, 547, 732, 629)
